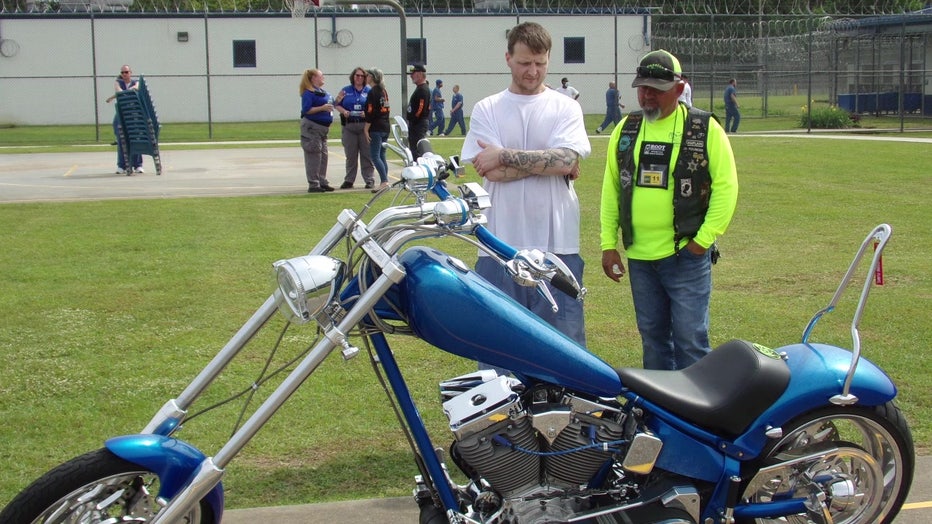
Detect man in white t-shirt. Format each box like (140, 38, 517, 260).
(461, 21, 591, 348)
(554, 77, 580, 100)
(678, 73, 693, 108)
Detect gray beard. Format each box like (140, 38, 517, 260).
(643, 106, 662, 122)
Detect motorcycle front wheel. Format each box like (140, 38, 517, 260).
(0, 447, 213, 524)
(739, 401, 914, 524)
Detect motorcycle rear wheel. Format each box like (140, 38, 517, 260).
(739, 401, 914, 524)
(0, 447, 213, 524)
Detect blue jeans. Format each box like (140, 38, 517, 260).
(369, 131, 388, 183)
(628, 250, 712, 370)
(475, 254, 586, 375)
(725, 106, 740, 132)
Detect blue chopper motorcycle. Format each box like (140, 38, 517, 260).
(0, 122, 914, 524)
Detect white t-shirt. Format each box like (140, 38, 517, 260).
(462, 88, 591, 255)
(555, 85, 580, 99)
(678, 82, 693, 108)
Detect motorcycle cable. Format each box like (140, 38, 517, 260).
(181, 320, 318, 437)
(361, 336, 445, 509)
(348, 223, 504, 335)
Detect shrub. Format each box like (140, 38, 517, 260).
(799, 105, 854, 129)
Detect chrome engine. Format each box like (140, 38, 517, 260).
(439, 372, 640, 522)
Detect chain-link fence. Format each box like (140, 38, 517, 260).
(1, 1, 929, 132)
(2, 0, 928, 15)
(653, 12, 931, 118)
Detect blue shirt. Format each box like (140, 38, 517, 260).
(337, 84, 370, 121)
(724, 85, 738, 109)
(450, 92, 464, 114)
(302, 88, 334, 126)
(431, 87, 444, 109)
(604, 87, 618, 108)
(117, 78, 138, 91)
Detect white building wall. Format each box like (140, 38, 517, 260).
(0, 13, 648, 126)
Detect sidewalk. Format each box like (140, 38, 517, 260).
(0, 145, 362, 204)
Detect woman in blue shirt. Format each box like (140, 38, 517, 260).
(300, 69, 336, 192)
(335, 67, 374, 190)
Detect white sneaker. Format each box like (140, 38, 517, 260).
(116, 168, 125, 174)
(439, 133, 445, 137)
(134, 167, 144, 174)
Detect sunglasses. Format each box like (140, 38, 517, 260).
(636, 64, 678, 82)
(354, 73, 366, 78)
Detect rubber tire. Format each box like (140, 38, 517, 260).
(0, 447, 214, 524)
(738, 401, 914, 524)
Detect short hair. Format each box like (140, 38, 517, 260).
(348, 66, 366, 83)
(507, 21, 551, 56)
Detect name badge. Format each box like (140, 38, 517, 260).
(638, 165, 668, 188)
(637, 141, 673, 189)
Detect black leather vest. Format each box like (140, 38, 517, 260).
(615, 107, 714, 250)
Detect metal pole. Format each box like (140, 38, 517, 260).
(709, 13, 715, 112)
(613, 7, 618, 89)
(332, 0, 408, 103)
(807, 17, 813, 133)
(204, 9, 213, 139)
(90, 9, 100, 142)
(899, 18, 905, 132)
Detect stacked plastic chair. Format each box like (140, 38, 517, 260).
(115, 76, 162, 175)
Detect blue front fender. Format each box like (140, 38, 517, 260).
(106, 434, 224, 522)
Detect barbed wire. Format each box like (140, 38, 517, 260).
(1, 0, 928, 15)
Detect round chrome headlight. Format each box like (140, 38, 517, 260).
(273, 255, 345, 324)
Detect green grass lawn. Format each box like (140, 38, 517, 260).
(2, 93, 931, 153)
(0, 127, 930, 511)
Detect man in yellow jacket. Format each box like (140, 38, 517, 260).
(600, 49, 738, 370)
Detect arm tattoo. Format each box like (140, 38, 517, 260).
(499, 147, 579, 177)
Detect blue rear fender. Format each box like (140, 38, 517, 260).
(106, 434, 224, 522)
(735, 342, 897, 453)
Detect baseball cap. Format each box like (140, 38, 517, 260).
(631, 50, 682, 91)
(436, 79, 443, 85)
(408, 64, 426, 73)
(561, 77, 568, 83)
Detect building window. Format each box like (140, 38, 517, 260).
(564, 37, 585, 64)
(407, 38, 426, 66)
(233, 40, 257, 68)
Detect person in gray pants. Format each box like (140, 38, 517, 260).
(335, 67, 376, 189)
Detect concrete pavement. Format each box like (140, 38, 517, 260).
(1, 143, 929, 523)
(0, 144, 346, 203)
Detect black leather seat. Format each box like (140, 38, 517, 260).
(616, 339, 791, 437)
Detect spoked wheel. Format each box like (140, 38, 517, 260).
(0, 448, 213, 524)
(739, 402, 914, 524)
